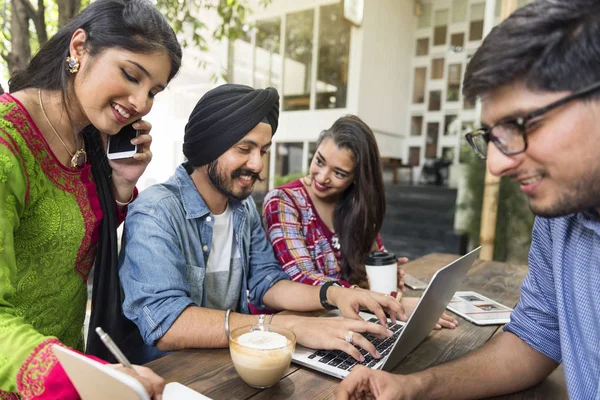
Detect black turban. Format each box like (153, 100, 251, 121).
(183, 84, 279, 167)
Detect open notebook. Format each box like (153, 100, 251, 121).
(52, 345, 212, 400)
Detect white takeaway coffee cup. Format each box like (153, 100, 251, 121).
(364, 251, 397, 294)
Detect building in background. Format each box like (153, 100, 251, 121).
(122, 0, 529, 191)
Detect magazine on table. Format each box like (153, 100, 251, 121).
(447, 291, 513, 325)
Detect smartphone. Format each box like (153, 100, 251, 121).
(107, 124, 139, 159)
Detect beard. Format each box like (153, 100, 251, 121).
(206, 160, 263, 201)
(530, 171, 600, 217)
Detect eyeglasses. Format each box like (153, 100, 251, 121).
(465, 80, 600, 160)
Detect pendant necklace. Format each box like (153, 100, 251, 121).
(38, 89, 87, 168)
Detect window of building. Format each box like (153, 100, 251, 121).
(413, 67, 427, 104)
(307, 142, 317, 168)
(459, 121, 475, 163)
(450, 33, 464, 52)
(495, 0, 502, 17)
(417, 2, 432, 28)
(469, 4, 485, 41)
(283, 9, 314, 111)
(429, 90, 442, 111)
(444, 114, 458, 135)
(426, 122, 439, 158)
(411, 116, 423, 136)
(442, 146, 455, 162)
(408, 146, 421, 166)
(255, 18, 281, 90)
(433, 10, 448, 46)
(464, 95, 476, 110)
(316, 3, 351, 109)
(447, 63, 462, 101)
(431, 58, 444, 80)
(232, 40, 254, 86)
(452, 0, 467, 23)
(275, 142, 304, 177)
(416, 38, 429, 56)
(462, 121, 475, 136)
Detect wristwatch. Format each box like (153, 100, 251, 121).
(320, 281, 342, 310)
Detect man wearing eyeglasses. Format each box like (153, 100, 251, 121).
(336, 1, 600, 399)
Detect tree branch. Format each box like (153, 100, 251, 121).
(35, 0, 47, 45)
(18, 0, 36, 22)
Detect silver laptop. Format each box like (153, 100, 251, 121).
(292, 247, 481, 379)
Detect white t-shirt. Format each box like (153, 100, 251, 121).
(204, 205, 242, 310)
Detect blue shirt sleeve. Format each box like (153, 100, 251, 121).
(503, 216, 562, 363)
(244, 197, 290, 309)
(119, 198, 195, 345)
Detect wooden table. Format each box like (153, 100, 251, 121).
(147, 253, 568, 399)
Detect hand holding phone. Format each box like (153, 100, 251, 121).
(107, 123, 139, 160)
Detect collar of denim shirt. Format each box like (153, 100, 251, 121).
(173, 163, 245, 220)
(577, 209, 600, 235)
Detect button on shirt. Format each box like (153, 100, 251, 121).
(118, 164, 290, 362)
(504, 211, 600, 400)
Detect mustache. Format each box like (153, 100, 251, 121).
(231, 168, 264, 183)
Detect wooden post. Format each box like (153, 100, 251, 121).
(479, 0, 517, 261)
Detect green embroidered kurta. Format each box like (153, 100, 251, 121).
(0, 93, 102, 397)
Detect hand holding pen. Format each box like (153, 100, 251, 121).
(96, 327, 166, 399)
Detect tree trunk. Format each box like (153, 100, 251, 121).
(33, 0, 48, 46)
(57, 0, 81, 27)
(7, 0, 31, 74)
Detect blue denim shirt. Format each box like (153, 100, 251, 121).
(118, 164, 289, 362)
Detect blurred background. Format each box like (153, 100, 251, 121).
(0, 0, 534, 262)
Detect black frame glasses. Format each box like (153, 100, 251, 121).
(465, 80, 600, 160)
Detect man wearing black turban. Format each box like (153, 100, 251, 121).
(118, 84, 405, 364)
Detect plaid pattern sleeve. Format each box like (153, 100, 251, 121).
(263, 185, 345, 286)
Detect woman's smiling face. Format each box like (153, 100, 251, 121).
(307, 137, 355, 200)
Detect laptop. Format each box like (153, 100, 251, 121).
(292, 246, 481, 379)
(52, 345, 211, 400)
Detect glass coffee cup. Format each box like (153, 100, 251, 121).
(229, 324, 296, 388)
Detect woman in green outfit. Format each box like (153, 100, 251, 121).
(0, 0, 181, 398)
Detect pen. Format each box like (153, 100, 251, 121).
(95, 327, 139, 375)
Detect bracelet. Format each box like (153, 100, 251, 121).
(115, 192, 135, 207)
(267, 314, 275, 325)
(224, 309, 233, 340)
(258, 314, 266, 325)
(319, 281, 342, 310)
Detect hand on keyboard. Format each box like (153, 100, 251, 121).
(277, 314, 394, 362)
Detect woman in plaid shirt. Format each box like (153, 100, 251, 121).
(262, 116, 457, 329)
(262, 115, 404, 289)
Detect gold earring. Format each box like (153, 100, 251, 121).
(66, 56, 80, 73)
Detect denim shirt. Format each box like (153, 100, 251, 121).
(118, 164, 289, 362)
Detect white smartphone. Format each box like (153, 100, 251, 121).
(107, 124, 139, 159)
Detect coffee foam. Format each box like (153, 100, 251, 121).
(237, 331, 288, 350)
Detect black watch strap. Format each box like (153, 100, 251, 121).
(320, 281, 341, 310)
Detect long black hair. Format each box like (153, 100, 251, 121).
(9, 0, 182, 362)
(317, 115, 386, 285)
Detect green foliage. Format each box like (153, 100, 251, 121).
(459, 145, 535, 262)
(274, 172, 304, 188)
(0, 0, 270, 75)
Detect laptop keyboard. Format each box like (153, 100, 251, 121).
(307, 318, 405, 371)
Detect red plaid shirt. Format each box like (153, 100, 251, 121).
(262, 179, 385, 287)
